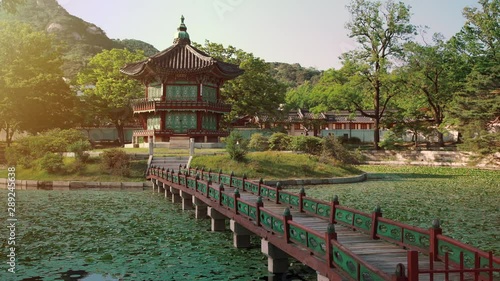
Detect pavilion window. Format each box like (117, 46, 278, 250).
(148, 83, 162, 101)
(147, 115, 161, 130)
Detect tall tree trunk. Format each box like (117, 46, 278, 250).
(436, 130, 444, 147)
(115, 122, 125, 147)
(373, 82, 381, 150)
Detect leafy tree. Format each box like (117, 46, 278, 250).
(450, 0, 499, 140)
(75, 48, 146, 146)
(0, 0, 25, 13)
(193, 41, 287, 121)
(113, 39, 159, 57)
(0, 21, 76, 145)
(343, 0, 416, 149)
(402, 35, 463, 146)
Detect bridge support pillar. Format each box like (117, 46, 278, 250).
(151, 179, 157, 193)
(208, 207, 226, 232)
(192, 197, 207, 219)
(261, 239, 289, 274)
(169, 186, 181, 204)
(163, 183, 172, 199)
(156, 179, 161, 193)
(179, 190, 193, 210)
(317, 273, 330, 281)
(230, 220, 252, 248)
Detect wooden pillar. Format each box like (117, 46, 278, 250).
(163, 183, 171, 199)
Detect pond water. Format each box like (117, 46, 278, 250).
(0, 190, 314, 281)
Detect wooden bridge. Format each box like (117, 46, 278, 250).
(147, 164, 500, 281)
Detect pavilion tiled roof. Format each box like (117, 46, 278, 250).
(120, 16, 243, 80)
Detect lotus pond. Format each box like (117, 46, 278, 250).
(0, 190, 314, 281)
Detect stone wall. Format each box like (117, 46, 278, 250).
(0, 179, 152, 191)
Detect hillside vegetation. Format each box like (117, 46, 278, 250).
(190, 151, 362, 180)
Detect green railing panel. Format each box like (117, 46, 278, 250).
(289, 225, 307, 246)
(187, 178, 196, 190)
(172, 175, 179, 184)
(179, 177, 186, 186)
(289, 195, 300, 207)
(403, 229, 430, 250)
(332, 246, 359, 280)
(237, 201, 249, 216)
(316, 203, 331, 219)
(279, 193, 290, 205)
(211, 175, 220, 184)
(221, 193, 235, 209)
(197, 182, 207, 194)
(360, 264, 386, 281)
(302, 199, 317, 214)
(353, 213, 372, 232)
(268, 189, 277, 200)
(248, 206, 257, 220)
(260, 186, 270, 199)
(220, 175, 231, 185)
(335, 209, 354, 225)
(377, 221, 402, 241)
(307, 232, 327, 255)
(246, 182, 259, 194)
(272, 217, 284, 234)
(232, 178, 243, 189)
(208, 187, 217, 200)
(260, 210, 273, 230)
(438, 240, 476, 268)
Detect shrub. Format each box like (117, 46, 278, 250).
(321, 136, 360, 164)
(225, 131, 248, 161)
(290, 136, 323, 155)
(68, 139, 92, 163)
(268, 133, 292, 151)
(248, 133, 269, 151)
(101, 149, 130, 176)
(380, 130, 402, 150)
(348, 137, 361, 144)
(38, 153, 64, 174)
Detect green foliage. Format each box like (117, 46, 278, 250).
(0, 21, 76, 143)
(290, 136, 323, 155)
(268, 133, 292, 151)
(321, 136, 360, 164)
(38, 153, 64, 174)
(5, 129, 87, 168)
(75, 48, 146, 145)
(191, 151, 361, 180)
(379, 130, 403, 150)
(457, 123, 500, 155)
(113, 39, 159, 57)
(0, 0, 122, 77)
(193, 41, 287, 121)
(268, 62, 321, 89)
(224, 131, 248, 161)
(100, 149, 131, 177)
(248, 133, 269, 151)
(68, 139, 92, 163)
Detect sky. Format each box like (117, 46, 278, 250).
(57, 0, 478, 70)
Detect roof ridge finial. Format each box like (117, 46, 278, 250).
(174, 15, 190, 44)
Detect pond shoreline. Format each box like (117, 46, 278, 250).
(0, 178, 151, 190)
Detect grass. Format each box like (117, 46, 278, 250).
(287, 165, 500, 255)
(0, 158, 147, 182)
(94, 147, 226, 157)
(190, 151, 363, 180)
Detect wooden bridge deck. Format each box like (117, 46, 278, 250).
(147, 166, 500, 281)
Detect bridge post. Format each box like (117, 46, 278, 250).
(261, 239, 289, 274)
(371, 205, 382, 239)
(150, 179, 157, 193)
(192, 197, 207, 219)
(179, 190, 193, 210)
(429, 219, 442, 261)
(208, 207, 226, 232)
(169, 186, 181, 204)
(163, 183, 171, 199)
(230, 220, 252, 248)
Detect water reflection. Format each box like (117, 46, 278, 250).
(21, 270, 120, 281)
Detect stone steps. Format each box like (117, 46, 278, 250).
(151, 156, 190, 172)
